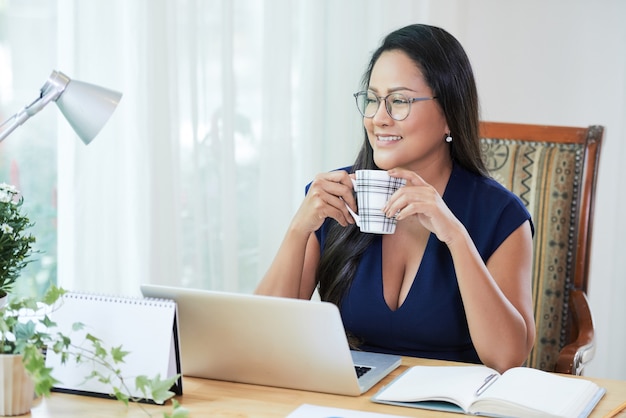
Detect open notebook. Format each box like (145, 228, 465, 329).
(140, 284, 401, 396)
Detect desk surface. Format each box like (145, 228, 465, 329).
(28, 356, 626, 417)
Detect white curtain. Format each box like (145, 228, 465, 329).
(55, 0, 430, 295)
(2, 0, 624, 380)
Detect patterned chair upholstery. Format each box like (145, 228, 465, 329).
(479, 121, 604, 375)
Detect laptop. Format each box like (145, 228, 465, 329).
(140, 284, 401, 396)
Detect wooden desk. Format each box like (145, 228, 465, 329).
(28, 357, 626, 417)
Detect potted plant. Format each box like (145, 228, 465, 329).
(0, 183, 36, 301)
(1, 285, 187, 416)
(0, 183, 187, 417)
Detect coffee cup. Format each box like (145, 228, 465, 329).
(346, 169, 406, 234)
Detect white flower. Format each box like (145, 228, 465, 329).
(1, 223, 13, 234)
(0, 183, 17, 203)
(0, 183, 17, 193)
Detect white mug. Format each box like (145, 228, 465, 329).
(346, 169, 406, 234)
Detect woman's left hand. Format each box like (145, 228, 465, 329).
(384, 167, 463, 244)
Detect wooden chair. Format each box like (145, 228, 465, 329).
(479, 121, 604, 375)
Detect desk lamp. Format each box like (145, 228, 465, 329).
(0, 70, 122, 144)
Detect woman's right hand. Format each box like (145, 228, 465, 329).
(291, 170, 357, 234)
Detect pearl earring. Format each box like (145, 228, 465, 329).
(445, 134, 453, 143)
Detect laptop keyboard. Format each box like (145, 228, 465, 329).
(355, 365, 372, 378)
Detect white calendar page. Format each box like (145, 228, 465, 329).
(45, 291, 182, 401)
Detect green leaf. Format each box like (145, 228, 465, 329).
(135, 373, 180, 405)
(13, 321, 37, 351)
(164, 400, 190, 418)
(135, 374, 150, 391)
(110, 345, 129, 363)
(40, 315, 55, 328)
(71, 322, 85, 332)
(85, 333, 107, 358)
(112, 387, 130, 406)
(41, 285, 65, 306)
(22, 345, 59, 397)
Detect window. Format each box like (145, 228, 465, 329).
(0, 0, 391, 296)
(0, 1, 58, 298)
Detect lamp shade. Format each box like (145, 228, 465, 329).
(55, 78, 123, 145)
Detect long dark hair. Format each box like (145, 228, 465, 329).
(317, 24, 487, 307)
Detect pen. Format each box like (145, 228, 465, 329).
(475, 373, 498, 396)
(604, 400, 626, 418)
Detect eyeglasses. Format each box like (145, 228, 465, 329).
(353, 91, 437, 121)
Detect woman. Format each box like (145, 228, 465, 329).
(256, 24, 535, 373)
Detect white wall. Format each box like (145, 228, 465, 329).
(423, 0, 626, 380)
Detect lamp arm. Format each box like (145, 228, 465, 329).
(0, 82, 64, 143)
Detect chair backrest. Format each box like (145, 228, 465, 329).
(479, 121, 603, 374)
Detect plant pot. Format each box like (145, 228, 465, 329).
(0, 355, 35, 416)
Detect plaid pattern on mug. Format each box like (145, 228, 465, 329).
(355, 170, 406, 234)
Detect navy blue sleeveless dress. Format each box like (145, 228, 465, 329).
(312, 164, 532, 363)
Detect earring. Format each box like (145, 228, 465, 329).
(445, 134, 453, 143)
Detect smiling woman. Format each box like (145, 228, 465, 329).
(1, 0, 624, 381)
(256, 24, 535, 374)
